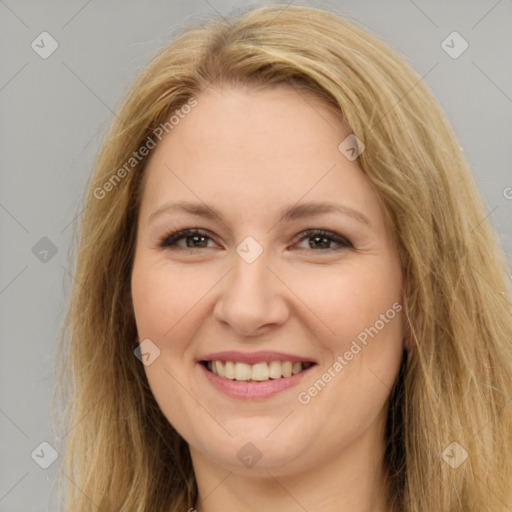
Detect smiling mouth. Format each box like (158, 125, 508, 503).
(200, 360, 316, 382)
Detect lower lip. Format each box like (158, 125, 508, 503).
(198, 363, 314, 399)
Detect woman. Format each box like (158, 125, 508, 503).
(54, 4, 512, 511)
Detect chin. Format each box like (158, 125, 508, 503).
(188, 421, 315, 474)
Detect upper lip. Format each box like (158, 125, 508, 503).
(198, 351, 317, 365)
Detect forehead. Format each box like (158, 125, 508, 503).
(145, 85, 347, 171)
(139, 85, 381, 225)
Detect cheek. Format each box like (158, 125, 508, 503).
(131, 258, 214, 341)
(297, 267, 403, 429)
(288, 257, 403, 350)
(131, 258, 211, 433)
(290, 255, 404, 416)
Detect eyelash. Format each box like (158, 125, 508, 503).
(158, 227, 353, 253)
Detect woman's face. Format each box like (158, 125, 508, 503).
(131, 85, 404, 477)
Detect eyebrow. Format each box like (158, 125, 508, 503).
(148, 200, 371, 226)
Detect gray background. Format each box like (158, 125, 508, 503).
(1, 0, 511, 510)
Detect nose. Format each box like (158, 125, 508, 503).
(213, 249, 290, 337)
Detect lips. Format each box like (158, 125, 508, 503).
(197, 350, 317, 398)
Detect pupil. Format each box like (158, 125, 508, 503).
(310, 236, 329, 249)
(187, 235, 206, 248)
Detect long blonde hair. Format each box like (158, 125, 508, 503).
(53, 4, 512, 511)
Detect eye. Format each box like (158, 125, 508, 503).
(158, 227, 352, 252)
(159, 228, 216, 249)
(292, 229, 353, 252)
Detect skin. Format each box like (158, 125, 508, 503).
(131, 85, 405, 512)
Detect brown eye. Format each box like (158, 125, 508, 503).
(294, 229, 353, 252)
(159, 229, 215, 249)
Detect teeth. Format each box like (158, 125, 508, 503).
(269, 361, 282, 379)
(224, 361, 235, 379)
(251, 362, 269, 381)
(215, 360, 225, 378)
(206, 360, 310, 381)
(281, 361, 292, 378)
(234, 362, 251, 380)
(292, 362, 302, 375)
